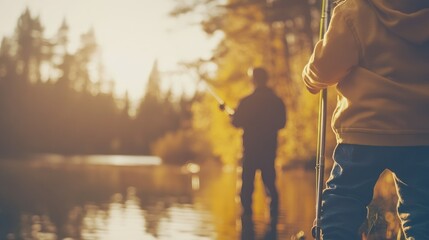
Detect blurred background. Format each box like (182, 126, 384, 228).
(0, 0, 401, 239)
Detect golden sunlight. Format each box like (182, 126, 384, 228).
(0, 0, 219, 101)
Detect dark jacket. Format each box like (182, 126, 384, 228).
(232, 87, 286, 156)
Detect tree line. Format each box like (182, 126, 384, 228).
(0, 8, 210, 164)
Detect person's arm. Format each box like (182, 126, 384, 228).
(231, 100, 245, 128)
(275, 98, 286, 130)
(271, 97, 287, 130)
(302, 5, 360, 94)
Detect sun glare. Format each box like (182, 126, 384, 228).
(0, 0, 219, 102)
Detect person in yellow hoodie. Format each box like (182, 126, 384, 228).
(302, 0, 429, 239)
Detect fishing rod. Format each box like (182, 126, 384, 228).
(161, 67, 235, 116)
(313, 0, 332, 239)
(202, 82, 235, 116)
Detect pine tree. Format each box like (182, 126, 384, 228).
(14, 8, 45, 83)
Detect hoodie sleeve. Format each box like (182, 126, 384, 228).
(302, 4, 360, 94)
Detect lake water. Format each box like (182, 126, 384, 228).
(0, 155, 398, 240)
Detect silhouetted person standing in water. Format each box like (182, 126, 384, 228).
(228, 67, 286, 228)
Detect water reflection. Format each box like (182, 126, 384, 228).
(0, 155, 399, 239)
(79, 155, 162, 166)
(82, 188, 155, 240)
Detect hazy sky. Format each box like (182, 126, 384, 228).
(0, 0, 220, 100)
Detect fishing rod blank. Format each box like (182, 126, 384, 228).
(313, 0, 332, 239)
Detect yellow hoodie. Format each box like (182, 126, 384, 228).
(302, 0, 429, 146)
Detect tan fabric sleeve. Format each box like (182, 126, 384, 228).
(302, 5, 360, 94)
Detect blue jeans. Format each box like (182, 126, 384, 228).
(321, 144, 429, 239)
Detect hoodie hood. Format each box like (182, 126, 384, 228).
(370, 0, 429, 44)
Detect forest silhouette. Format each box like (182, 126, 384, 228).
(0, 8, 204, 164)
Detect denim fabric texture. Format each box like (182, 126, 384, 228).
(320, 144, 429, 240)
